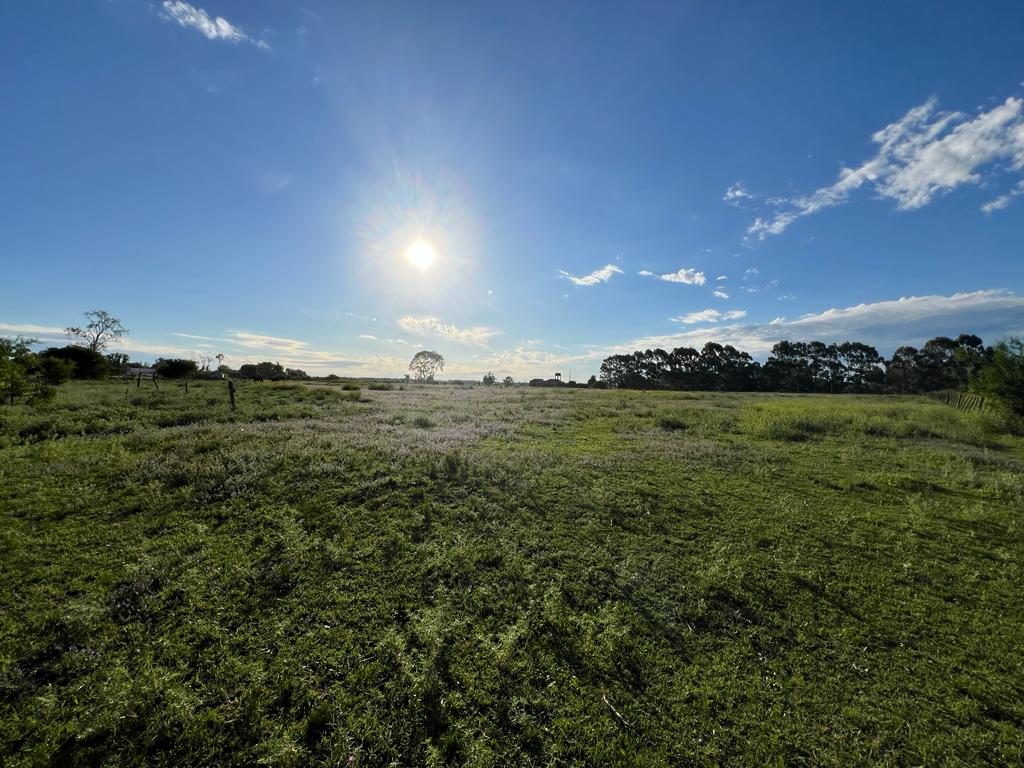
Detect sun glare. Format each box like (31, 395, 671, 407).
(405, 239, 437, 270)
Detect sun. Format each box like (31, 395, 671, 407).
(405, 239, 437, 271)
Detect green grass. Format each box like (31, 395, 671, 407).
(1, 381, 1023, 766)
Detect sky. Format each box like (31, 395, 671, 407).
(2, 1, 1023, 379)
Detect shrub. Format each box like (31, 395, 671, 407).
(971, 338, 1024, 419)
(38, 356, 75, 384)
(40, 346, 109, 379)
(155, 358, 199, 379)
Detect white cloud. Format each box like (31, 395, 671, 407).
(748, 94, 1024, 238)
(559, 264, 623, 286)
(640, 267, 707, 285)
(172, 332, 229, 342)
(0, 322, 65, 338)
(981, 179, 1024, 213)
(228, 331, 307, 353)
(715, 275, 728, 281)
(398, 316, 499, 347)
(673, 309, 747, 325)
(160, 1, 268, 48)
(359, 334, 378, 341)
(723, 183, 752, 206)
(712, 289, 730, 299)
(617, 290, 1024, 356)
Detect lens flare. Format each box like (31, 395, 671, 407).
(405, 239, 437, 270)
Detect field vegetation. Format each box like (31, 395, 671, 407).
(1, 381, 1023, 766)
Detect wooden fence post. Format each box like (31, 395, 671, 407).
(227, 379, 236, 410)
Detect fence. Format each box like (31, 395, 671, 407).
(927, 390, 988, 412)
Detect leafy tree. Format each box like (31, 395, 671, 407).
(65, 310, 128, 352)
(838, 342, 884, 393)
(105, 352, 130, 375)
(917, 336, 960, 391)
(761, 342, 815, 392)
(482, 371, 497, 386)
(409, 351, 445, 382)
(38, 356, 75, 385)
(238, 361, 286, 380)
(504, 375, 515, 386)
(971, 337, 1024, 417)
(952, 334, 988, 387)
(155, 358, 199, 379)
(1, 337, 65, 404)
(40, 346, 109, 379)
(1, 337, 34, 404)
(886, 346, 920, 394)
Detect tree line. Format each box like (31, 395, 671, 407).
(599, 334, 1022, 416)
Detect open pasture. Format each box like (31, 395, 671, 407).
(1, 381, 1022, 766)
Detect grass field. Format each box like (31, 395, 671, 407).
(1, 380, 1023, 766)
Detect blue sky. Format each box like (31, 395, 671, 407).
(2, 1, 1023, 378)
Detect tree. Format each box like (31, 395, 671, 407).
(238, 361, 286, 380)
(40, 346, 109, 379)
(65, 310, 128, 352)
(482, 371, 497, 386)
(1, 337, 67, 405)
(105, 352, 130, 375)
(409, 351, 445, 382)
(837, 342, 884, 393)
(971, 337, 1024, 418)
(38, 357, 75, 385)
(503, 376, 515, 387)
(155, 358, 199, 379)
(1, 337, 35, 404)
(886, 346, 920, 394)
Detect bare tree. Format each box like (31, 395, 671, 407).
(65, 310, 128, 352)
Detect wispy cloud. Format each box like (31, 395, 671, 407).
(228, 331, 307, 352)
(172, 332, 230, 342)
(0, 322, 65, 338)
(673, 309, 747, 325)
(723, 183, 752, 206)
(981, 179, 1024, 213)
(359, 334, 378, 341)
(559, 264, 623, 286)
(712, 289, 730, 299)
(747, 93, 1024, 238)
(639, 267, 707, 285)
(398, 316, 499, 347)
(160, 1, 269, 49)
